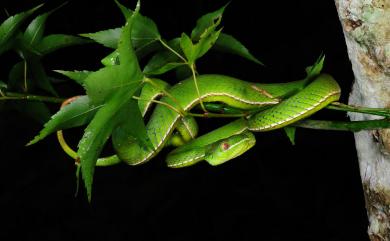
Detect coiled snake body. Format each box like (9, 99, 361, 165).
(102, 73, 340, 167)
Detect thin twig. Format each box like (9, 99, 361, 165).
(327, 102, 390, 118)
(158, 38, 187, 63)
(143, 77, 185, 113)
(190, 64, 207, 113)
(132, 96, 185, 117)
(293, 119, 390, 132)
(0, 92, 65, 103)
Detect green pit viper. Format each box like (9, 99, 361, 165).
(82, 73, 340, 167)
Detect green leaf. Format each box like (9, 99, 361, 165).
(0, 4, 43, 54)
(114, 0, 132, 19)
(84, 65, 135, 105)
(79, 1, 144, 201)
(0, 80, 7, 98)
(145, 62, 185, 76)
(0, 81, 7, 90)
(82, 1, 160, 54)
(194, 28, 222, 61)
(8, 61, 31, 91)
(23, 12, 49, 47)
(80, 28, 121, 49)
(191, 3, 228, 40)
(27, 95, 97, 145)
(284, 126, 296, 145)
(130, 16, 160, 50)
(181, 5, 224, 65)
(13, 101, 51, 124)
(115, 0, 160, 42)
(134, 38, 160, 59)
(116, 0, 160, 50)
(27, 56, 57, 95)
(117, 2, 142, 68)
(143, 38, 182, 75)
(214, 33, 263, 65)
(180, 33, 195, 63)
(14, 33, 42, 56)
(305, 54, 325, 79)
(23, 3, 67, 47)
(112, 96, 151, 154)
(175, 65, 192, 80)
(54, 70, 92, 85)
(180, 28, 222, 64)
(8, 59, 54, 95)
(78, 91, 126, 201)
(35, 34, 90, 55)
(101, 50, 120, 66)
(143, 45, 185, 75)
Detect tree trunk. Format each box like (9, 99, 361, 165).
(335, 0, 390, 240)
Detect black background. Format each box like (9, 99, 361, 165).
(0, 0, 369, 240)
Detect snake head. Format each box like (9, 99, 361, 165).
(205, 131, 256, 166)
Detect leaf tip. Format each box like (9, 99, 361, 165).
(26, 137, 38, 146)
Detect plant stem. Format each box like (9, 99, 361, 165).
(23, 60, 28, 92)
(293, 118, 390, 132)
(132, 96, 185, 117)
(327, 102, 390, 117)
(143, 77, 185, 113)
(158, 38, 187, 63)
(190, 64, 207, 113)
(0, 91, 65, 103)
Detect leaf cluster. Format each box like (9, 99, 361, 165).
(0, 3, 88, 123)
(1, 1, 264, 201)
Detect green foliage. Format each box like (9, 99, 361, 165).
(1, 1, 285, 201)
(81, 0, 160, 57)
(27, 96, 97, 146)
(305, 54, 325, 80)
(0, 4, 42, 55)
(2, 0, 390, 206)
(8, 61, 26, 91)
(34, 34, 89, 55)
(111, 96, 150, 156)
(190, 3, 227, 40)
(0, 4, 90, 126)
(180, 16, 222, 64)
(53, 70, 92, 85)
(143, 38, 184, 75)
(23, 12, 49, 47)
(78, 90, 131, 201)
(101, 50, 120, 66)
(77, 1, 146, 201)
(6, 6, 89, 94)
(22, 2, 67, 47)
(283, 127, 296, 145)
(80, 28, 122, 49)
(0, 81, 7, 90)
(14, 102, 51, 124)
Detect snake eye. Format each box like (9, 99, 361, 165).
(221, 142, 230, 151)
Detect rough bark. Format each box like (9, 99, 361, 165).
(335, 0, 390, 240)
